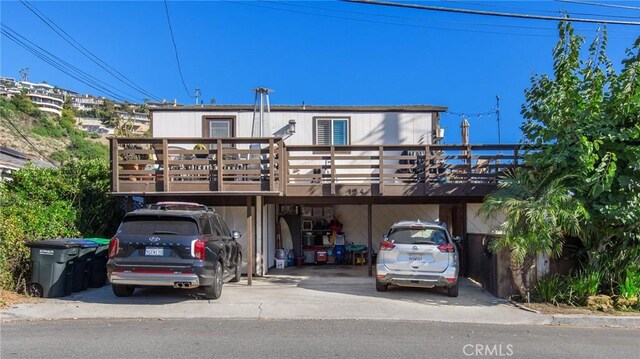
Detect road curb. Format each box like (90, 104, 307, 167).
(551, 314, 640, 328)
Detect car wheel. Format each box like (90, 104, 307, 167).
(204, 261, 223, 300)
(112, 284, 134, 297)
(446, 283, 459, 297)
(28, 283, 43, 298)
(376, 280, 388, 292)
(230, 254, 242, 282)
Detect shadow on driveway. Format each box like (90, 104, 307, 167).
(264, 265, 507, 308)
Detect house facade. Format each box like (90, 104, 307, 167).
(108, 104, 519, 294)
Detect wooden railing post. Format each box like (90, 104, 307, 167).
(269, 139, 275, 192)
(467, 145, 473, 185)
(283, 146, 289, 195)
(330, 146, 336, 195)
(111, 138, 119, 192)
(162, 139, 169, 192)
(378, 146, 384, 195)
(424, 145, 430, 194)
(514, 146, 519, 168)
(217, 140, 223, 191)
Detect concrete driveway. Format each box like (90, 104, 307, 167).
(0, 266, 550, 325)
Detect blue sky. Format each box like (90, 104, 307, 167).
(1, 1, 639, 144)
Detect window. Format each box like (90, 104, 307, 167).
(203, 117, 234, 148)
(118, 216, 199, 236)
(314, 118, 349, 145)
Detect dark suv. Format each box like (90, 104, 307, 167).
(107, 202, 242, 300)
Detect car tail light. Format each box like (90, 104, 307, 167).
(379, 240, 395, 251)
(191, 239, 206, 260)
(438, 243, 456, 253)
(108, 237, 119, 258)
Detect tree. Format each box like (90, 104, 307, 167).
(480, 170, 588, 298)
(519, 21, 639, 293)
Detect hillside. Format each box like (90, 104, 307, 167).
(0, 109, 69, 162)
(0, 97, 109, 164)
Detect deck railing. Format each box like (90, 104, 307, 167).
(110, 137, 521, 196)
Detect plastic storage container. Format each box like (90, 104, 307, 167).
(303, 250, 315, 264)
(25, 240, 81, 298)
(64, 239, 99, 292)
(275, 258, 286, 269)
(316, 251, 328, 263)
(84, 238, 110, 288)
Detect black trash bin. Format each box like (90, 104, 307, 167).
(25, 240, 81, 298)
(84, 238, 110, 288)
(64, 239, 99, 292)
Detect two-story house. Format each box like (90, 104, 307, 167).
(108, 104, 519, 295)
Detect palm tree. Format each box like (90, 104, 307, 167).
(480, 169, 588, 299)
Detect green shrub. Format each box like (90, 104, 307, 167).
(565, 268, 603, 306)
(533, 274, 565, 305)
(620, 267, 640, 300)
(0, 160, 124, 291)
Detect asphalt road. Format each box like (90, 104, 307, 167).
(2, 319, 638, 359)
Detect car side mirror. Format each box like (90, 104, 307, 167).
(232, 230, 242, 240)
(453, 236, 462, 243)
(383, 233, 388, 240)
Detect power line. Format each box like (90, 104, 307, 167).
(448, 0, 640, 19)
(1, 25, 136, 103)
(274, 1, 560, 32)
(19, 1, 162, 102)
(163, 0, 192, 98)
(230, 1, 560, 38)
(343, 0, 640, 26)
(0, 115, 56, 165)
(557, 0, 640, 11)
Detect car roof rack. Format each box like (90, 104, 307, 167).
(147, 201, 214, 212)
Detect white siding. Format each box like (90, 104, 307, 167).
(153, 110, 434, 146)
(466, 203, 506, 235)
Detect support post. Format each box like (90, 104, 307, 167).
(111, 138, 119, 192)
(217, 140, 223, 191)
(247, 196, 253, 286)
(368, 204, 373, 277)
(378, 146, 384, 195)
(162, 139, 170, 192)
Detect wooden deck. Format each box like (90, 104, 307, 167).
(110, 137, 521, 198)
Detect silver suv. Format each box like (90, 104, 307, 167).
(375, 220, 460, 297)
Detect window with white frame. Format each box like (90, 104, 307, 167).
(315, 118, 349, 145)
(203, 117, 234, 148)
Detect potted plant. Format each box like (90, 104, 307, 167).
(193, 143, 208, 159)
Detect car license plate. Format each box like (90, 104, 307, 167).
(145, 247, 164, 256)
(408, 254, 422, 262)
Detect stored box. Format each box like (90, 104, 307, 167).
(316, 251, 327, 263)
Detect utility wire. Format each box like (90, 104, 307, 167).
(2, 25, 136, 103)
(20, 1, 162, 102)
(272, 0, 559, 32)
(230, 1, 559, 38)
(163, 0, 192, 98)
(448, 0, 640, 19)
(557, 0, 640, 11)
(0, 116, 56, 165)
(342, 0, 640, 26)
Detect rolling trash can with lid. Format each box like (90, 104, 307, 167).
(63, 239, 99, 292)
(25, 240, 81, 298)
(84, 238, 110, 288)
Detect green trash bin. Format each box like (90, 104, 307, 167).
(26, 240, 81, 298)
(84, 238, 110, 288)
(64, 239, 99, 292)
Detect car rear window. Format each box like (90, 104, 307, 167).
(388, 227, 448, 245)
(118, 216, 199, 236)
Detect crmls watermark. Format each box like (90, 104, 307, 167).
(463, 344, 514, 357)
